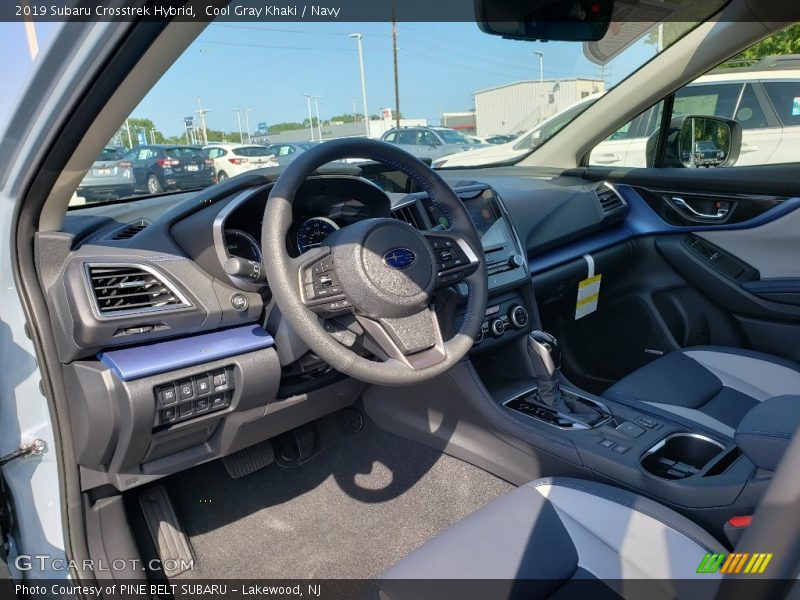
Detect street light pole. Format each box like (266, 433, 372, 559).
(303, 94, 314, 141)
(348, 33, 370, 138)
(233, 108, 243, 144)
(244, 108, 253, 143)
(314, 96, 323, 141)
(534, 50, 544, 85)
(534, 50, 544, 123)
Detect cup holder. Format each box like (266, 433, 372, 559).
(641, 433, 725, 480)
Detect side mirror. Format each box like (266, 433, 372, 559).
(646, 115, 742, 168)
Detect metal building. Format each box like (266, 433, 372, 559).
(474, 78, 604, 137)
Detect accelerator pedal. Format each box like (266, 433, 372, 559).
(138, 485, 194, 577)
(222, 439, 275, 479)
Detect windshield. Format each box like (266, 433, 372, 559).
(60, 3, 729, 205)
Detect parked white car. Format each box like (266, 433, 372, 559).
(436, 59, 800, 169)
(203, 144, 279, 182)
(589, 63, 800, 167)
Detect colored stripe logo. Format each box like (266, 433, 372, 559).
(697, 552, 773, 574)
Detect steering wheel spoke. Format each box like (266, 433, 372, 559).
(295, 247, 353, 316)
(423, 231, 481, 288)
(356, 307, 447, 371)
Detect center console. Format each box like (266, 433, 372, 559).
(431, 185, 533, 350)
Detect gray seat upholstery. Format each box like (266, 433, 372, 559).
(603, 346, 800, 439)
(379, 477, 724, 598)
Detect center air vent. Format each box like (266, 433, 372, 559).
(111, 219, 149, 240)
(391, 203, 423, 229)
(88, 265, 188, 315)
(596, 183, 627, 217)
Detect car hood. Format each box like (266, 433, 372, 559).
(434, 141, 526, 167)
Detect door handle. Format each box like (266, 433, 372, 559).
(593, 154, 621, 164)
(670, 196, 730, 220)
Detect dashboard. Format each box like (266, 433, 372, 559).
(47, 163, 627, 491)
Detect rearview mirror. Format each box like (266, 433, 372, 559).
(646, 115, 742, 168)
(476, 0, 613, 42)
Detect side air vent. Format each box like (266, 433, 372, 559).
(88, 265, 189, 315)
(111, 219, 149, 240)
(596, 183, 627, 219)
(391, 202, 424, 229)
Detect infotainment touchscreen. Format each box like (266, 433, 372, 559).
(428, 188, 514, 251)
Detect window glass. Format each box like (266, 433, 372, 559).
(97, 147, 124, 161)
(673, 83, 742, 119)
(734, 84, 770, 129)
(397, 130, 418, 144)
(418, 131, 438, 145)
(384, 132, 397, 142)
(763, 81, 800, 127)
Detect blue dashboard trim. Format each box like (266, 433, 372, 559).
(99, 324, 274, 381)
(530, 184, 800, 275)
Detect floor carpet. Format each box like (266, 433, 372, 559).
(143, 417, 514, 579)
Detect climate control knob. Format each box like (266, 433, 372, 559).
(489, 318, 506, 338)
(508, 305, 529, 329)
(508, 254, 525, 269)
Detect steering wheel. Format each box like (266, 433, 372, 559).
(261, 138, 487, 386)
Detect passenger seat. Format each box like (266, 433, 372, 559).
(603, 346, 800, 438)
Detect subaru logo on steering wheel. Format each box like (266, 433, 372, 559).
(383, 248, 416, 270)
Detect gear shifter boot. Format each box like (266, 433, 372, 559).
(527, 330, 603, 426)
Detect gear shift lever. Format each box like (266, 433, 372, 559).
(527, 330, 602, 425)
(527, 331, 569, 413)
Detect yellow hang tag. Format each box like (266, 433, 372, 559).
(576, 274, 602, 320)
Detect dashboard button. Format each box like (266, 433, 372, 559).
(195, 397, 210, 413)
(158, 384, 177, 406)
(178, 380, 194, 400)
(195, 376, 211, 396)
(210, 394, 227, 410)
(617, 421, 646, 438)
(160, 407, 176, 424)
(599, 438, 616, 449)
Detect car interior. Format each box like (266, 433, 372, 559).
(5, 0, 800, 597)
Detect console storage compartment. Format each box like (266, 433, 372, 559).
(641, 433, 725, 480)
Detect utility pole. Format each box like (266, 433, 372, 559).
(352, 99, 358, 122)
(196, 98, 209, 146)
(303, 94, 314, 141)
(348, 33, 370, 138)
(244, 108, 253, 143)
(150, 128, 157, 144)
(391, 2, 401, 130)
(233, 108, 243, 144)
(125, 119, 133, 149)
(314, 96, 323, 141)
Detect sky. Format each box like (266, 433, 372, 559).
(1, 20, 660, 139)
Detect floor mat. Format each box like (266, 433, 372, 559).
(156, 418, 514, 579)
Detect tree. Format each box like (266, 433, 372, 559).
(724, 23, 800, 65)
(646, 22, 800, 67)
(114, 117, 167, 147)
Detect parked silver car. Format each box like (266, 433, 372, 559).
(381, 126, 488, 160)
(267, 141, 318, 166)
(76, 146, 135, 202)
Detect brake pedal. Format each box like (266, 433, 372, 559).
(222, 439, 275, 479)
(138, 485, 194, 577)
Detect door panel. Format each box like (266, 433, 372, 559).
(698, 207, 800, 278)
(543, 164, 800, 386)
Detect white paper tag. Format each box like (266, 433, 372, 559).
(576, 254, 601, 320)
